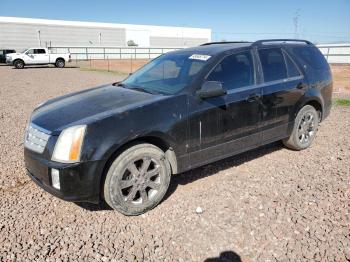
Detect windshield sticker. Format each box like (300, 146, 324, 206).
(189, 54, 211, 61)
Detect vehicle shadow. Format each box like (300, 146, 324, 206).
(75, 200, 113, 211)
(164, 141, 283, 201)
(204, 251, 242, 262)
(76, 141, 283, 212)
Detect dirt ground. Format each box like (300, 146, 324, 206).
(76, 59, 150, 75)
(331, 64, 350, 93)
(0, 65, 349, 261)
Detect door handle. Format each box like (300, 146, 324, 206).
(246, 93, 261, 102)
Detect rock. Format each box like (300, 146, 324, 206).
(195, 207, 203, 214)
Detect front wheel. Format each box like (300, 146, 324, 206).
(103, 143, 171, 216)
(283, 105, 319, 150)
(14, 60, 24, 69)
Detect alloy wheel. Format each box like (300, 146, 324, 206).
(297, 112, 317, 144)
(118, 157, 162, 205)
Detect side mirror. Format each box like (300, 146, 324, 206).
(196, 81, 226, 99)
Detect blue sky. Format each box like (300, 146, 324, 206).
(1, 0, 349, 43)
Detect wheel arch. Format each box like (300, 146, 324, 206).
(294, 96, 324, 122)
(55, 57, 65, 63)
(305, 99, 323, 120)
(13, 58, 25, 65)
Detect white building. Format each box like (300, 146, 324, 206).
(0, 17, 212, 50)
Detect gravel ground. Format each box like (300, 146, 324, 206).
(0, 65, 349, 261)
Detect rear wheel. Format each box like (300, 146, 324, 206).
(14, 59, 24, 69)
(283, 105, 319, 150)
(104, 143, 171, 216)
(55, 59, 65, 68)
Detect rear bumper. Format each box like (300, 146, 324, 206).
(24, 148, 104, 203)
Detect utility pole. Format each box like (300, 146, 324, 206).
(293, 9, 301, 39)
(37, 30, 41, 46)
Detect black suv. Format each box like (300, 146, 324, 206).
(0, 49, 16, 63)
(24, 39, 332, 215)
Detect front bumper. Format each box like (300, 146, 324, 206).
(24, 148, 105, 203)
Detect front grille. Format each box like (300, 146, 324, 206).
(24, 124, 51, 154)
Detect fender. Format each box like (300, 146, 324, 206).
(293, 88, 324, 120)
(99, 130, 179, 174)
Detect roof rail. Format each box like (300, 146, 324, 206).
(252, 39, 313, 47)
(200, 41, 252, 46)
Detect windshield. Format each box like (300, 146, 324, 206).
(122, 52, 210, 95)
(20, 49, 29, 54)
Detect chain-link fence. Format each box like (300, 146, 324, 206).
(50, 44, 350, 75)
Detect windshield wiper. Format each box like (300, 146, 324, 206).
(114, 82, 156, 94)
(129, 87, 154, 94)
(113, 82, 127, 88)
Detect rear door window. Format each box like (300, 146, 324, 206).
(207, 51, 255, 91)
(258, 48, 287, 82)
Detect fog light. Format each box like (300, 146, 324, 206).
(51, 168, 60, 190)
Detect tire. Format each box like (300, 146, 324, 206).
(14, 60, 24, 69)
(283, 105, 319, 150)
(104, 143, 171, 216)
(55, 59, 65, 68)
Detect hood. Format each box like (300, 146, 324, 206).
(7, 53, 21, 57)
(31, 84, 164, 133)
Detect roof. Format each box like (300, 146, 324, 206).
(172, 42, 253, 56)
(172, 39, 314, 56)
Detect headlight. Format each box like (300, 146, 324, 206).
(52, 125, 86, 163)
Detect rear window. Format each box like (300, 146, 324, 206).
(289, 46, 329, 70)
(34, 49, 46, 54)
(258, 48, 287, 82)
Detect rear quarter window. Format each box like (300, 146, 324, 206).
(289, 46, 329, 70)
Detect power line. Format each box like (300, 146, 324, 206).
(212, 31, 350, 39)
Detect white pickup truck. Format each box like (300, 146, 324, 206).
(6, 47, 71, 69)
